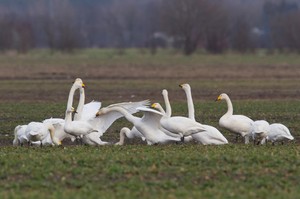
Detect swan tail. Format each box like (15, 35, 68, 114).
(13, 125, 21, 146)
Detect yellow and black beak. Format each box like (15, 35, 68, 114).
(215, 95, 222, 101)
(179, 84, 183, 88)
(151, 103, 157, 108)
(82, 83, 85, 88)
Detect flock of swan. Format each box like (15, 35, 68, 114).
(12, 78, 294, 147)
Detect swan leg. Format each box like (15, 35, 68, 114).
(244, 135, 250, 144)
(181, 136, 185, 142)
(235, 134, 239, 143)
(281, 141, 284, 145)
(272, 142, 275, 146)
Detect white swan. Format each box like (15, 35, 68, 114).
(151, 102, 206, 141)
(160, 89, 194, 142)
(42, 78, 86, 143)
(25, 121, 61, 146)
(266, 123, 294, 145)
(64, 107, 98, 138)
(96, 106, 181, 145)
(216, 93, 253, 144)
(13, 125, 28, 146)
(250, 120, 270, 145)
(179, 84, 228, 145)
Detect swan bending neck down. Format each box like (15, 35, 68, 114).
(96, 106, 180, 145)
(25, 122, 61, 146)
(179, 84, 228, 145)
(216, 93, 253, 144)
(115, 127, 146, 145)
(267, 123, 294, 145)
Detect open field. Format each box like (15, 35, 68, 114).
(0, 49, 300, 198)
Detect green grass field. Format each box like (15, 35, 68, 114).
(0, 49, 300, 198)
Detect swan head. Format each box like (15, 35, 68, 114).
(96, 108, 108, 117)
(73, 78, 85, 88)
(151, 103, 164, 113)
(216, 93, 228, 101)
(66, 107, 77, 114)
(179, 83, 191, 91)
(162, 89, 168, 96)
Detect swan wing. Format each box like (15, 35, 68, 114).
(139, 107, 163, 127)
(80, 101, 102, 121)
(91, 100, 150, 134)
(161, 117, 206, 136)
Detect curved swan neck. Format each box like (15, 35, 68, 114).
(118, 128, 126, 145)
(74, 87, 85, 121)
(64, 110, 73, 124)
(47, 124, 61, 145)
(67, 84, 78, 109)
(184, 86, 195, 121)
(162, 91, 172, 117)
(156, 104, 166, 115)
(105, 107, 137, 124)
(224, 95, 233, 116)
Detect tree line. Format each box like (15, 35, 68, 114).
(0, 0, 299, 55)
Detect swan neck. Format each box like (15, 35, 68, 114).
(118, 129, 126, 145)
(162, 92, 172, 117)
(157, 105, 166, 115)
(67, 84, 77, 109)
(184, 87, 195, 121)
(225, 96, 233, 116)
(64, 110, 73, 124)
(107, 107, 136, 124)
(74, 87, 85, 121)
(47, 125, 56, 144)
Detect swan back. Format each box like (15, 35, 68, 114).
(251, 120, 270, 140)
(267, 123, 294, 142)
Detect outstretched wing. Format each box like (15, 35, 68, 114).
(139, 107, 163, 128)
(91, 100, 150, 134)
(80, 101, 102, 121)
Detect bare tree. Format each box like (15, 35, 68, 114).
(160, 0, 209, 55)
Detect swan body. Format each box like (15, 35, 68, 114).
(216, 93, 253, 144)
(25, 122, 61, 146)
(13, 125, 28, 146)
(43, 118, 76, 142)
(154, 89, 206, 139)
(96, 106, 180, 145)
(267, 123, 294, 144)
(179, 84, 228, 145)
(152, 102, 206, 139)
(64, 107, 98, 138)
(250, 120, 270, 145)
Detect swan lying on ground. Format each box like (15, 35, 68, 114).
(216, 93, 253, 144)
(25, 122, 61, 146)
(267, 123, 294, 145)
(250, 120, 270, 145)
(96, 106, 180, 145)
(179, 84, 228, 145)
